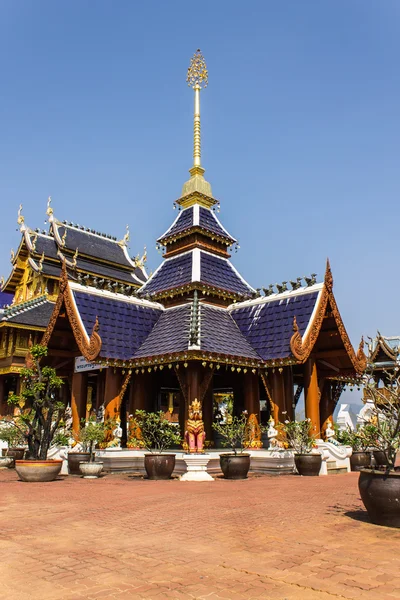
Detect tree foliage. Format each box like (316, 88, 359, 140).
(212, 412, 248, 455)
(134, 410, 181, 453)
(7, 345, 65, 460)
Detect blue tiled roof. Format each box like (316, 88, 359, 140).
(159, 208, 194, 240)
(134, 305, 191, 358)
(1, 297, 54, 328)
(32, 234, 60, 260)
(0, 291, 13, 308)
(139, 253, 192, 296)
(72, 290, 162, 360)
(58, 225, 133, 268)
(200, 252, 254, 298)
(75, 257, 143, 285)
(199, 208, 235, 242)
(230, 290, 320, 361)
(200, 305, 261, 360)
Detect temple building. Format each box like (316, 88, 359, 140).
(0, 200, 147, 414)
(1, 50, 366, 444)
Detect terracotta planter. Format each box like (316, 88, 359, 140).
(144, 454, 175, 480)
(359, 469, 400, 527)
(220, 453, 251, 480)
(67, 452, 91, 475)
(3, 448, 25, 467)
(373, 450, 389, 467)
(79, 461, 103, 479)
(294, 454, 322, 476)
(350, 451, 371, 472)
(15, 460, 63, 482)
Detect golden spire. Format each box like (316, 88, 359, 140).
(187, 49, 208, 176)
(178, 50, 215, 208)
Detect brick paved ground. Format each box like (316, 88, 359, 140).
(0, 470, 400, 600)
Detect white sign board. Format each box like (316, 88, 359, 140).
(74, 356, 106, 374)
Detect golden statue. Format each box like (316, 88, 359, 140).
(244, 413, 263, 449)
(185, 398, 206, 453)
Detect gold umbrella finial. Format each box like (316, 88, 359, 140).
(187, 49, 208, 90)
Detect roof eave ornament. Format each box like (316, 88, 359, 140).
(118, 224, 130, 247)
(17, 204, 26, 232)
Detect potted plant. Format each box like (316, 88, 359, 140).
(358, 359, 400, 527)
(212, 411, 250, 479)
(336, 425, 373, 471)
(7, 344, 65, 482)
(134, 410, 181, 480)
(0, 419, 26, 465)
(281, 418, 321, 476)
(127, 415, 145, 449)
(77, 419, 106, 479)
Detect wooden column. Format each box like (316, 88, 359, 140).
(283, 367, 295, 421)
(203, 386, 213, 442)
(303, 358, 321, 438)
(244, 372, 260, 419)
(271, 370, 286, 422)
(104, 368, 123, 421)
(320, 381, 335, 438)
(71, 372, 88, 436)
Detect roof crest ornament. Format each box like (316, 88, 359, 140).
(10, 248, 15, 264)
(118, 224, 130, 247)
(61, 228, 67, 246)
(134, 246, 147, 268)
(46, 196, 53, 217)
(38, 252, 45, 272)
(0, 276, 4, 290)
(17, 204, 26, 232)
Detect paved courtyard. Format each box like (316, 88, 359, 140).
(0, 469, 400, 600)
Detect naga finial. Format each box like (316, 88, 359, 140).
(72, 247, 78, 268)
(10, 248, 15, 263)
(61, 228, 67, 246)
(119, 224, 130, 246)
(38, 251, 45, 272)
(0, 276, 4, 289)
(30, 232, 38, 253)
(187, 49, 208, 89)
(46, 196, 53, 217)
(17, 204, 24, 227)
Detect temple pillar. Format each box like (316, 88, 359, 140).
(283, 367, 294, 420)
(320, 381, 335, 438)
(104, 368, 123, 421)
(244, 372, 260, 419)
(71, 371, 88, 436)
(271, 369, 286, 422)
(303, 358, 321, 438)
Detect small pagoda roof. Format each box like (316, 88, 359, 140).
(1, 296, 55, 330)
(369, 334, 400, 366)
(74, 257, 146, 285)
(138, 249, 255, 300)
(230, 284, 323, 361)
(158, 205, 236, 245)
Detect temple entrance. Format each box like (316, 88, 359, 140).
(158, 387, 180, 424)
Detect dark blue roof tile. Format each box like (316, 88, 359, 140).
(139, 253, 192, 296)
(72, 290, 163, 360)
(230, 290, 320, 361)
(134, 305, 191, 358)
(199, 207, 235, 242)
(58, 225, 133, 268)
(200, 252, 254, 298)
(200, 305, 261, 360)
(158, 208, 194, 241)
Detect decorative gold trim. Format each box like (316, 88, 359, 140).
(289, 259, 367, 374)
(0, 366, 24, 375)
(41, 263, 102, 361)
(119, 371, 132, 403)
(200, 368, 214, 402)
(174, 366, 188, 403)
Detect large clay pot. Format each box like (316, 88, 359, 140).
(350, 451, 371, 472)
(79, 461, 103, 479)
(67, 452, 91, 475)
(0, 457, 14, 469)
(220, 453, 251, 480)
(2, 448, 25, 467)
(15, 460, 63, 482)
(359, 469, 400, 527)
(373, 450, 389, 467)
(294, 454, 322, 476)
(144, 454, 175, 480)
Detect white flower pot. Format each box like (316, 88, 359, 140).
(79, 461, 103, 479)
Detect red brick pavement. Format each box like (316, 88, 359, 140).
(0, 469, 399, 600)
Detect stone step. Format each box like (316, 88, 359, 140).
(327, 467, 348, 475)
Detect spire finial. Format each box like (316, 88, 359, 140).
(187, 49, 208, 176)
(17, 204, 25, 227)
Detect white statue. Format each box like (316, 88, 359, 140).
(325, 419, 335, 441)
(113, 421, 123, 448)
(96, 404, 105, 423)
(267, 418, 279, 448)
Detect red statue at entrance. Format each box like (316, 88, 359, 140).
(185, 399, 206, 453)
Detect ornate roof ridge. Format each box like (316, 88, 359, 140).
(3, 294, 50, 318)
(228, 282, 324, 310)
(69, 281, 164, 310)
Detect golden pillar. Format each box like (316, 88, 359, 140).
(71, 372, 88, 436)
(303, 358, 321, 438)
(271, 370, 286, 422)
(104, 368, 123, 421)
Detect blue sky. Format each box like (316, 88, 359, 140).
(1, 1, 399, 406)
